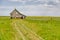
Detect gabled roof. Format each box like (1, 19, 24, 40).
(10, 9, 26, 16)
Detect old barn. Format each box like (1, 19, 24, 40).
(10, 9, 26, 19)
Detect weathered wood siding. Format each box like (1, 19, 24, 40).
(10, 9, 26, 19)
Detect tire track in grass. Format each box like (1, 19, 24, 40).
(18, 23, 44, 40)
(12, 21, 24, 40)
(16, 20, 44, 40)
(13, 22, 26, 40)
(15, 22, 31, 40)
(11, 22, 19, 40)
(12, 20, 44, 40)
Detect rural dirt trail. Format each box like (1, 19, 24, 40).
(14, 23, 26, 40)
(12, 20, 44, 40)
(12, 21, 26, 40)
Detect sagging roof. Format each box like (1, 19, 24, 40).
(10, 9, 26, 16)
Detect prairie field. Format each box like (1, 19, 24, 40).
(0, 16, 60, 40)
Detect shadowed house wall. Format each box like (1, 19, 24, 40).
(10, 9, 26, 19)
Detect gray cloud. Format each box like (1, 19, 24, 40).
(0, 0, 60, 16)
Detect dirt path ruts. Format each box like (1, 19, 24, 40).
(12, 21, 26, 40)
(12, 20, 44, 40)
(20, 24, 44, 40)
(16, 20, 44, 40)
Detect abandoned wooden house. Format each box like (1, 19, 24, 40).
(10, 9, 26, 19)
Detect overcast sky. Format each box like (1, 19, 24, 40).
(0, 0, 60, 16)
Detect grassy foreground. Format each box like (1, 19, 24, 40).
(0, 16, 60, 40)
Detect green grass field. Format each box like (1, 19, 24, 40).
(0, 16, 60, 40)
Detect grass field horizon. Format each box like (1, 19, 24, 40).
(0, 16, 60, 40)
